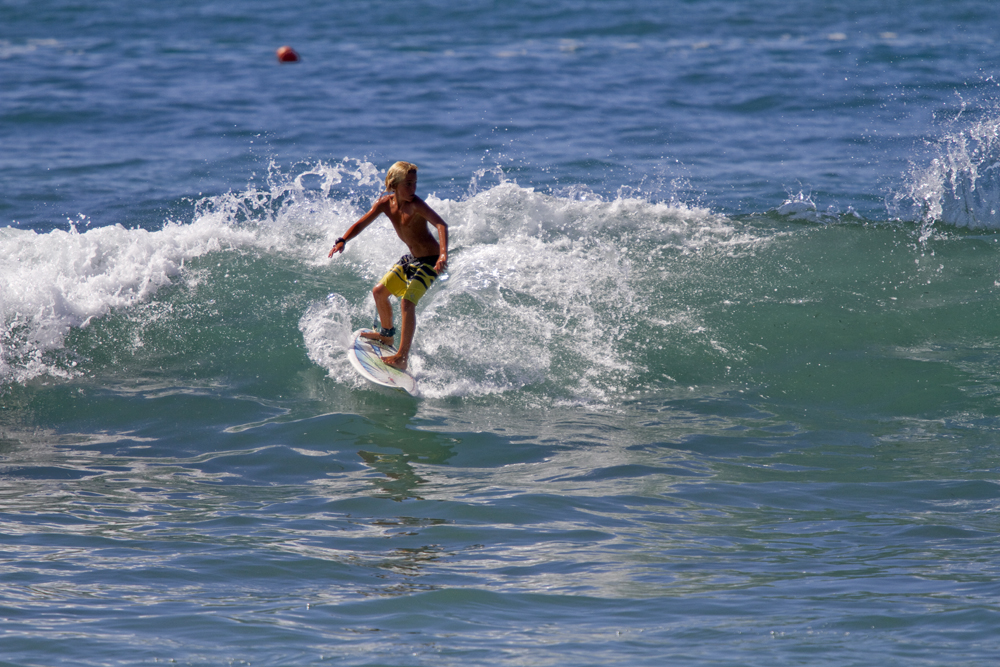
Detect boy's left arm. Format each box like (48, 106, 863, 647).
(421, 203, 448, 273)
(434, 220, 448, 273)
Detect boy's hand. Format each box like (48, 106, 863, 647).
(328, 238, 346, 257)
(434, 256, 447, 273)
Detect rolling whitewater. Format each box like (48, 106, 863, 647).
(4, 1, 1000, 665)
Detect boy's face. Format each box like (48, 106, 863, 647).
(394, 170, 418, 202)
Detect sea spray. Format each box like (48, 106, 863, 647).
(895, 115, 1000, 234)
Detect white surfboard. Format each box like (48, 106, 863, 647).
(346, 329, 418, 396)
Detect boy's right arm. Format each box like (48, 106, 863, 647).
(328, 197, 388, 257)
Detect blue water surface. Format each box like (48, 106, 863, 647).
(3, 1, 1000, 665)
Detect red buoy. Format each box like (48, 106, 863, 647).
(276, 46, 299, 63)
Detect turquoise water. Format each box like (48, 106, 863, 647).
(4, 1, 1000, 665)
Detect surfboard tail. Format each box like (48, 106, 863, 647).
(346, 329, 418, 395)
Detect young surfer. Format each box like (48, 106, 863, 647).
(328, 161, 448, 371)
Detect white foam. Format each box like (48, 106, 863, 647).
(297, 294, 367, 390)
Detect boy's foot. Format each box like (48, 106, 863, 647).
(360, 330, 394, 346)
(381, 353, 408, 371)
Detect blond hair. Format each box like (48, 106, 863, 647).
(385, 161, 418, 191)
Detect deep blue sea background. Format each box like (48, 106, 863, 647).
(4, 1, 1000, 665)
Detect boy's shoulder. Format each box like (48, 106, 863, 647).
(368, 193, 394, 214)
(410, 194, 437, 213)
(411, 195, 445, 223)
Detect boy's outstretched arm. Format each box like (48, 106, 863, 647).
(328, 197, 389, 257)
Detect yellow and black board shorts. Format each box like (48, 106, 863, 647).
(378, 254, 439, 305)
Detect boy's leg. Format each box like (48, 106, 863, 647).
(382, 298, 415, 370)
(382, 259, 438, 369)
(362, 258, 410, 345)
(361, 283, 395, 345)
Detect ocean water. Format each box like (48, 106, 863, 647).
(3, 1, 1000, 665)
